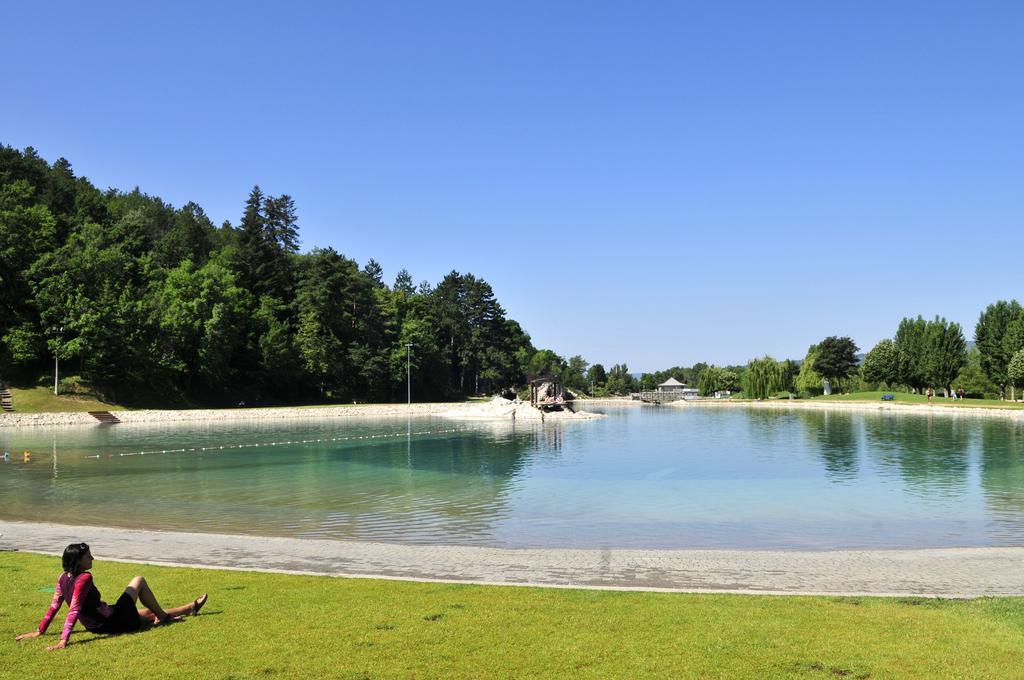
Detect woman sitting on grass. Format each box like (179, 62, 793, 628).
(14, 542, 207, 650)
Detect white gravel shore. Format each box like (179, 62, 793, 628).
(2, 520, 1021, 597)
(6, 396, 1018, 429)
(0, 399, 602, 428)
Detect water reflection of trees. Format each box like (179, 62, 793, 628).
(3, 421, 564, 546)
(978, 421, 1024, 537)
(743, 410, 798, 451)
(862, 413, 971, 498)
(796, 410, 860, 481)
(294, 422, 554, 543)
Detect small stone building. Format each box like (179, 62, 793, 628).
(658, 377, 685, 393)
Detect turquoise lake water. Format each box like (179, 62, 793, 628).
(1, 406, 1023, 549)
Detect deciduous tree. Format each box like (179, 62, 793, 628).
(862, 339, 899, 387)
(923, 316, 967, 397)
(699, 366, 739, 396)
(1001, 312, 1024, 397)
(975, 300, 1023, 399)
(587, 364, 607, 389)
(1008, 349, 1024, 402)
(812, 336, 859, 393)
(894, 316, 928, 392)
(742, 356, 785, 399)
(795, 345, 823, 395)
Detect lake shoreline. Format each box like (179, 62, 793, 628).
(10, 393, 1023, 429)
(2, 519, 1022, 597)
(670, 397, 1024, 419)
(3, 395, 1019, 429)
(0, 400, 600, 428)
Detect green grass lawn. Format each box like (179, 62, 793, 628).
(5, 386, 124, 414)
(3, 552, 1024, 679)
(810, 391, 1024, 410)
(2, 385, 451, 414)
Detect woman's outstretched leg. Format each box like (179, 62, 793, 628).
(139, 594, 207, 620)
(125, 576, 175, 623)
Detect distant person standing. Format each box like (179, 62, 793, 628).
(958, 387, 966, 400)
(926, 387, 934, 404)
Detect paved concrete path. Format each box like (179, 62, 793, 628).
(3, 521, 1022, 598)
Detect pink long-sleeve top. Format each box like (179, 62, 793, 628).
(37, 572, 113, 642)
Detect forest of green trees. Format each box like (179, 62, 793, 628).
(3, 145, 1023, 406)
(0, 146, 587, 405)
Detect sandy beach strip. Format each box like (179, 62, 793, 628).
(2, 520, 1022, 598)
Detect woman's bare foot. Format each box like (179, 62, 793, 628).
(191, 594, 208, 616)
(155, 614, 182, 626)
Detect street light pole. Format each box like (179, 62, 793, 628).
(52, 326, 64, 396)
(405, 343, 416, 406)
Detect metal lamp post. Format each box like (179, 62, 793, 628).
(52, 326, 64, 396)
(405, 343, 416, 406)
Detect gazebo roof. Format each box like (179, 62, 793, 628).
(659, 377, 685, 387)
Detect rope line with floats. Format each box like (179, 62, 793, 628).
(78, 427, 475, 460)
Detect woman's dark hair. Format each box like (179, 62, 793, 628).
(62, 543, 90, 576)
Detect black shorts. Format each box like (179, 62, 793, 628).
(93, 592, 142, 635)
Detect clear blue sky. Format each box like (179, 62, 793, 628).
(3, 1, 1022, 371)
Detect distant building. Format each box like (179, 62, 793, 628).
(658, 377, 685, 393)
(528, 373, 567, 411)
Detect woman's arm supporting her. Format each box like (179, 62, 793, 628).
(51, 573, 91, 649)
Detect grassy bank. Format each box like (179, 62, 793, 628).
(811, 391, 1024, 410)
(3, 552, 1024, 678)
(1, 380, 439, 415)
(2, 374, 462, 414)
(5, 386, 123, 414)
